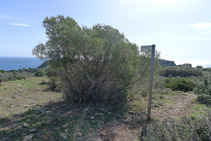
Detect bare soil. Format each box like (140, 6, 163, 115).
(85, 93, 198, 141)
(85, 114, 142, 141)
(152, 93, 197, 119)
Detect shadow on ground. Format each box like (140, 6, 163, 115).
(0, 100, 144, 141)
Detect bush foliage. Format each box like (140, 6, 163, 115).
(195, 78, 211, 105)
(0, 68, 44, 83)
(140, 113, 211, 141)
(34, 69, 45, 77)
(0, 72, 26, 82)
(33, 15, 148, 104)
(164, 78, 195, 92)
(160, 67, 202, 77)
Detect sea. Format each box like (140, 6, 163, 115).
(0, 57, 43, 71)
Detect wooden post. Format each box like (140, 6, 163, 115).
(147, 44, 155, 121)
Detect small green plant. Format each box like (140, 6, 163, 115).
(48, 76, 61, 91)
(198, 95, 211, 105)
(34, 70, 45, 77)
(164, 78, 195, 92)
(141, 90, 148, 97)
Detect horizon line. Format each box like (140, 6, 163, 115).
(0, 56, 36, 58)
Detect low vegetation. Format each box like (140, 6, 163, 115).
(0, 76, 210, 140)
(0, 77, 61, 118)
(160, 66, 202, 77)
(164, 78, 195, 92)
(0, 68, 46, 83)
(34, 69, 46, 77)
(0, 72, 26, 82)
(140, 113, 211, 141)
(195, 78, 211, 105)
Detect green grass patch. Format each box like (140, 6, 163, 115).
(187, 100, 210, 119)
(0, 77, 62, 118)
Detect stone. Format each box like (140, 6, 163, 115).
(65, 129, 69, 133)
(23, 134, 33, 141)
(29, 128, 36, 133)
(26, 119, 31, 122)
(76, 132, 82, 137)
(24, 105, 29, 108)
(60, 132, 68, 139)
(83, 107, 89, 112)
(116, 114, 122, 118)
(100, 131, 106, 136)
(23, 123, 29, 128)
(95, 113, 104, 116)
(99, 108, 105, 112)
(11, 124, 17, 129)
(44, 117, 56, 125)
(124, 119, 130, 124)
(128, 111, 135, 114)
(39, 108, 45, 115)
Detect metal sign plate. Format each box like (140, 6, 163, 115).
(141, 45, 152, 53)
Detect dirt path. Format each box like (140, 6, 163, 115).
(85, 116, 141, 141)
(86, 121, 139, 141)
(85, 93, 197, 141)
(153, 93, 197, 119)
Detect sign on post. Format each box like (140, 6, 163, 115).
(141, 45, 152, 53)
(141, 44, 156, 121)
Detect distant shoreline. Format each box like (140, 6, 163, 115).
(0, 57, 43, 71)
(0, 56, 37, 58)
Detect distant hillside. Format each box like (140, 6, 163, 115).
(159, 59, 176, 66)
(38, 61, 49, 68)
(177, 63, 192, 68)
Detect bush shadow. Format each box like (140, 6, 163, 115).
(0, 100, 135, 140)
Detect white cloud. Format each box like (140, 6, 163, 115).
(10, 23, 30, 27)
(189, 22, 211, 30)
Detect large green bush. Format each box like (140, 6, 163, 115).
(195, 78, 211, 105)
(160, 67, 202, 77)
(32, 15, 147, 104)
(164, 78, 195, 92)
(34, 69, 45, 77)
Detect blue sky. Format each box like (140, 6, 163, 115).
(0, 0, 211, 67)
